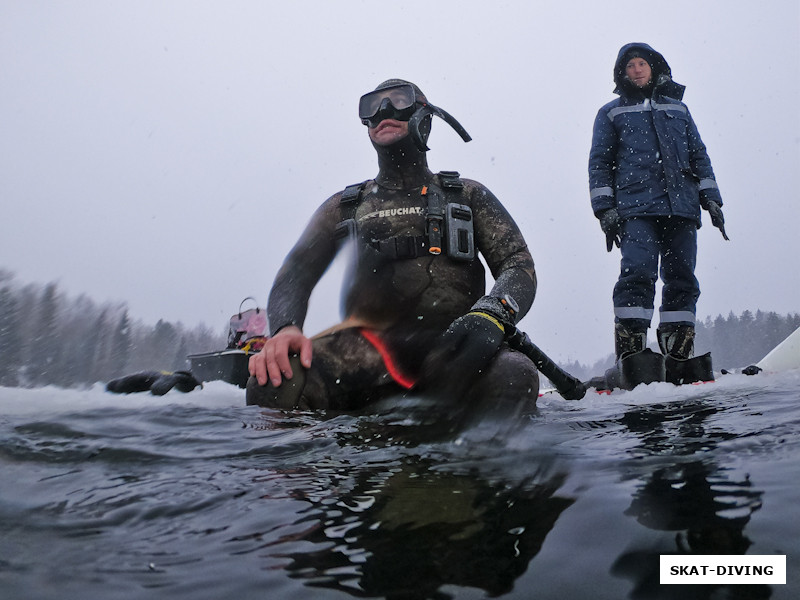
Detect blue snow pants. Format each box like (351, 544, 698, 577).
(613, 216, 699, 330)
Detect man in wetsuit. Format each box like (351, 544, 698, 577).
(247, 79, 538, 411)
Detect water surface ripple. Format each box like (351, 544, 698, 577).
(1, 372, 798, 599)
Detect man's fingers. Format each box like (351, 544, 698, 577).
(299, 337, 313, 368)
(265, 342, 286, 387)
(249, 353, 269, 387)
(249, 328, 313, 389)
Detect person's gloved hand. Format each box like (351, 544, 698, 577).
(419, 296, 515, 399)
(703, 200, 729, 240)
(598, 208, 621, 251)
(432, 311, 506, 371)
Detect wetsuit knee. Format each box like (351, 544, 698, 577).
(246, 355, 307, 408)
(467, 348, 539, 416)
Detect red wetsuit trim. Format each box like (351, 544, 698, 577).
(360, 328, 417, 390)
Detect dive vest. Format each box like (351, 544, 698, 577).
(334, 171, 475, 261)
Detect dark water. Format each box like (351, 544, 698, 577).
(1, 371, 798, 600)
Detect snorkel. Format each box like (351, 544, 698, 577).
(408, 102, 472, 151)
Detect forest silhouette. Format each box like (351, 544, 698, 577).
(1, 270, 797, 390)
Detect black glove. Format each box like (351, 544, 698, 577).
(703, 200, 729, 240)
(598, 208, 621, 251)
(419, 296, 514, 399)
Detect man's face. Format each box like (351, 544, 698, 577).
(625, 57, 652, 88)
(360, 83, 419, 145)
(368, 119, 410, 146)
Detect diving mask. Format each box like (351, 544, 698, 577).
(358, 83, 418, 128)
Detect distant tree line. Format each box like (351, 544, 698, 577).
(558, 310, 800, 383)
(0, 270, 225, 389)
(1, 270, 797, 390)
(695, 310, 800, 371)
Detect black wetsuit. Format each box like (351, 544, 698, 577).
(247, 133, 537, 410)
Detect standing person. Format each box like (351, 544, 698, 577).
(247, 79, 539, 412)
(588, 43, 727, 386)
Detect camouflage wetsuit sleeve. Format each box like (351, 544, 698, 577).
(267, 193, 341, 336)
(467, 180, 537, 319)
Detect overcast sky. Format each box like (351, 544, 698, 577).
(2, 0, 799, 365)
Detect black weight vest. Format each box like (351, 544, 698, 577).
(333, 171, 475, 261)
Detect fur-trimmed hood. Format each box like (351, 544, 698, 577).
(613, 42, 685, 100)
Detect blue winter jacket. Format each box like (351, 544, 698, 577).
(589, 43, 722, 225)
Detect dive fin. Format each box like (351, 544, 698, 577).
(106, 370, 202, 395)
(150, 371, 202, 396)
(106, 371, 163, 394)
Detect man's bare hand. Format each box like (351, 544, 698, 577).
(248, 326, 313, 387)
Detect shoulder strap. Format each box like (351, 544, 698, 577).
(424, 172, 462, 255)
(435, 170, 475, 261)
(339, 181, 367, 222)
(334, 181, 368, 242)
(437, 170, 463, 191)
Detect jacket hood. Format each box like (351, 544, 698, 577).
(613, 42, 685, 100)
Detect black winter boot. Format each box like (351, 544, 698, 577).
(657, 325, 695, 359)
(615, 322, 647, 360)
(657, 325, 714, 385)
(608, 322, 665, 390)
